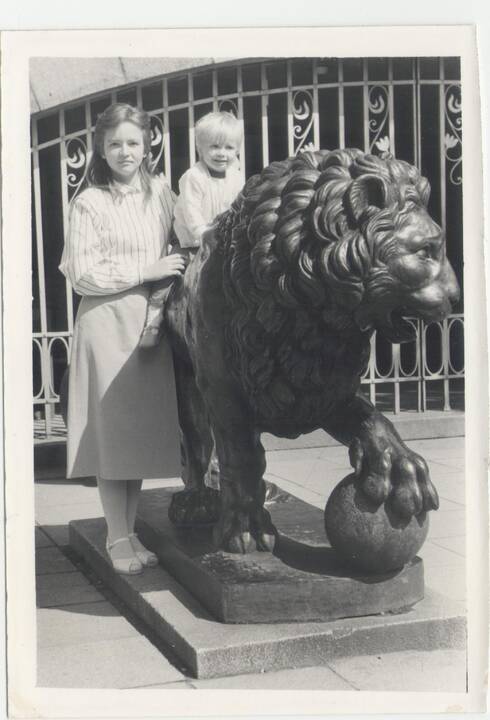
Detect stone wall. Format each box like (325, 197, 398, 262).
(30, 57, 238, 113)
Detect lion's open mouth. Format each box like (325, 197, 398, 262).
(378, 309, 417, 343)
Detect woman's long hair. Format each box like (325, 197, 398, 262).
(82, 103, 155, 200)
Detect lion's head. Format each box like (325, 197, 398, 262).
(222, 148, 459, 344)
(215, 149, 460, 424)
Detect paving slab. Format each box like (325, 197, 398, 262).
(408, 436, 465, 454)
(265, 473, 324, 509)
(36, 501, 106, 547)
(327, 647, 467, 692)
(431, 478, 466, 505)
(37, 601, 139, 648)
(35, 546, 78, 575)
(36, 570, 104, 608)
(427, 508, 466, 540)
(36, 500, 103, 527)
(134, 680, 196, 689)
(431, 535, 465, 556)
(266, 460, 346, 502)
(261, 412, 465, 451)
(69, 507, 466, 680)
(437, 496, 465, 511)
(35, 481, 100, 508)
(425, 565, 467, 603)
(38, 636, 185, 688)
(420, 454, 465, 471)
(317, 445, 353, 462)
(191, 664, 355, 690)
(35, 526, 54, 548)
(418, 541, 466, 569)
(39, 524, 71, 548)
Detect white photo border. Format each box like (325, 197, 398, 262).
(1, 25, 487, 718)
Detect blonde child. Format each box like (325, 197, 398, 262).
(59, 103, 186, 575)
(138, 111, 243, 347)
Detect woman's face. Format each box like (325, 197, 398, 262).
(102, 121, 146, 184)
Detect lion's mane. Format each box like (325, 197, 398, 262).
(214, 149, 431, 430)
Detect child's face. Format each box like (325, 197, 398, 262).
(199, 135, 239, 174)
(102, 121, 146, 184)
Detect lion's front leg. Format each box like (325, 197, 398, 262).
(324, 393, 439, 518)
(211, 424, 276, 554)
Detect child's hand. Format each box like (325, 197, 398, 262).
(142, 255, 187, 282)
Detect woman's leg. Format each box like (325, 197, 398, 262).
(97, 478, 139, 565)
(126, 479, 158, 566)
(126, 479, 143, 534)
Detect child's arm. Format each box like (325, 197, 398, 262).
(174, 171, 209, 248)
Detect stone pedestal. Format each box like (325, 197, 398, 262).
(129, 487, 424, 623)
(70, 490, 466, 678)
(69, 487, 465, 679)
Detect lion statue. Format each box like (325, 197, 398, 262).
(166, 148, 460, 554)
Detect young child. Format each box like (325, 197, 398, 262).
(138, 111, 244, 348)
(59, 103, 186, 575)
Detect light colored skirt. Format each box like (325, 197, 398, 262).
(66, 286, 181, 480)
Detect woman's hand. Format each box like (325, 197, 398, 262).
(142, 254, 187, 282)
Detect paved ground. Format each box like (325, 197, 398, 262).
(35, 436, 466, 691)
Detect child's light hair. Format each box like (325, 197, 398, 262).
(195, 112, 243, 154)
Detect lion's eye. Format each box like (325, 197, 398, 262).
(417, 245, 431, 259)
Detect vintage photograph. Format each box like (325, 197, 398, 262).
(3, 25, 486, 718)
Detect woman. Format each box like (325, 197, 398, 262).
(59, 103, 185, 574)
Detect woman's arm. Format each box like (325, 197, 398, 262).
(59, 197, 143, 296)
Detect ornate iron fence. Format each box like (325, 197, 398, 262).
(31, 57, 464, 439)
(361, 315, 464, 413)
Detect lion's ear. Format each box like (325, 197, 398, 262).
(345, 174, 392, 224)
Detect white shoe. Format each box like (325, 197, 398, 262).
(106, 536, 143, 575)
(129, 533, 158, 567)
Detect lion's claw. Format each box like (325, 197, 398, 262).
(412, 456, 439, 511)
(418, 476, 439, 511)
(350, 436, 439, 519)
(256, 532, 276, 552)
(213, 506, 277, 553)
(392, 479, 423, 518)
(224, 531, 254, 554)
(362, 474, 391, 505)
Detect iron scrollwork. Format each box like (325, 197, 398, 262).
(444, 85, 462, 186)
(149, 114, 165, 169)
(218, 98, 238, 117)
(65, 136, 88, 199)
(368, 85, 390, 154)
(292, 90, 314, 154)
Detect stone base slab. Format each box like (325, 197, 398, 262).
(69, 488, 466, 679)
(127, 488, 425, 623)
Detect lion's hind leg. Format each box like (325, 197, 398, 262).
(211, 425, 277, 554)
(168, 359, 220, 526)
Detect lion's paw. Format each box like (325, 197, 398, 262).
(213, 507, 277, 554)
(349, 438, 439, 519)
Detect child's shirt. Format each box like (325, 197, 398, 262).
(173, 160, 243, 248)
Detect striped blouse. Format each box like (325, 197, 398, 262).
(59, 176, 174, 296)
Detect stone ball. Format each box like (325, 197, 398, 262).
(324, 473, 429, 574)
